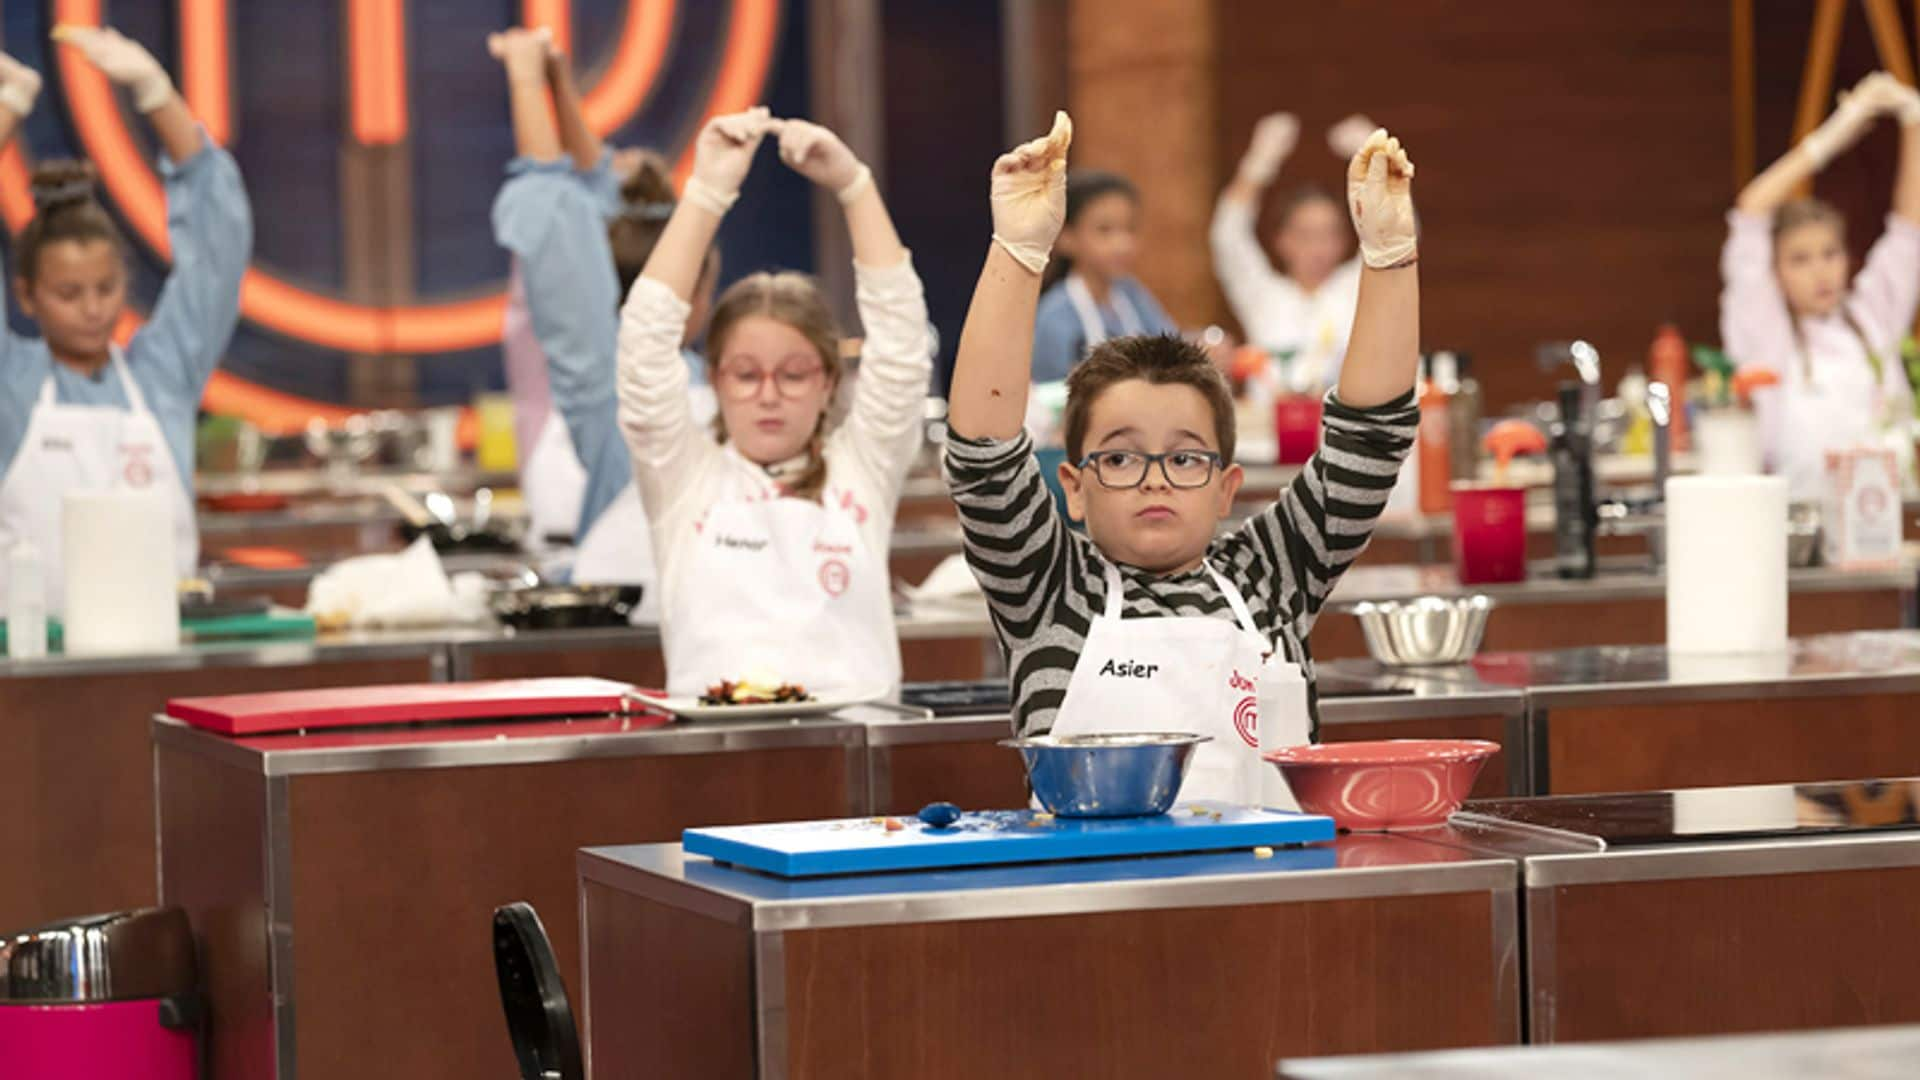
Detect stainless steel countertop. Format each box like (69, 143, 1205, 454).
(0, 628, 458, 680)
(1321, 629, 1920, 708)
(149, 711, 867, 777)
(574, 834, 1511, 932)
(1329, 556, 1916, 606)
(1277, 1024, 1920, 1079)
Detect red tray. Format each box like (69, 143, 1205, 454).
(166, 677, 666, 736)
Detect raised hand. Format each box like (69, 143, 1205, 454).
(51, 25, 173, 112)
(1327, 113, 1377, 161)
(776, 118, 868, 195)
(685, 107, 776, 216)
(990, 110, 1072, 275)
(0, 51, 41, 119)
(1346, 128, 1416, 269)
(1803, 72, 1895, 167)
(1236, 112, 1298, 187)
(486, 26, 553, 80)
(1850, 71, 1920, 125)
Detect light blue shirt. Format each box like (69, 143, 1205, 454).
(0, 137, 252, 489)
(493, 155, 679, 543)
(1030, 275, 1176, 384)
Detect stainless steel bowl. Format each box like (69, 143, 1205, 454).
(1351, 595, 1494, 667)
(999, 732, 1209, 817)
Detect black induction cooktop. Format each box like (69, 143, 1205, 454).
(1468, 778, 1920, 847)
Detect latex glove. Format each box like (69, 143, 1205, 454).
(51, 25, 173, 113)
(1236, 112, 1298, 186)
(776, 118, 872, 204)
(1346, 128, 1417, 269)
(685, 106, 775, 216)
(1851, 70, 1920, 126)
(1895, 82, 1920, 126)
(1801, 74, 1886, 167)
(1327, 113, 1377, 160)
(990, 110, 1073, 275)
(0, 52, 41, 118)
(486, 26, 553, 80)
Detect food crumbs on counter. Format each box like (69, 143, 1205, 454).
(1254, 846, 1274, 860)
(883, 817, 905, 832)
(1210, 811, 1224, 822)
(1189, 806, 1209, 816)
(1031, 811, 1056, 825)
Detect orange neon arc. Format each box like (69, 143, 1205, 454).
(8, 1, 777, 426)
(522, 0, 573, 58)
(348, 0, 408, 146)
(180, 0, 230, 145)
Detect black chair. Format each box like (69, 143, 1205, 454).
(492, 902, 584, 1080)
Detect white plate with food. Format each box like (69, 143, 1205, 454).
(649, 679, 889, 721)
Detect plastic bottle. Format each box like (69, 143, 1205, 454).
(1649, 325, 1690, 453)
(1417, 355, 1453, 513)
(8, 540, 48, 659)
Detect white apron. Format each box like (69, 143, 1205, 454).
(0, 348, 196, 613)
(1766, 316, 1914, 502)
(519, 408, 588, 550)
(1051, 562, 1311, 807)
(661, 489, 897, 699)
(571, 484, 659, 621)
(1065, 273, 1144, 351)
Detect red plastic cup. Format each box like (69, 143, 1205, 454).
(1273, 395, 1323, 465)
(1451, 483, 1527, 584)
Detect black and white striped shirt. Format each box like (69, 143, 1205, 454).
(944, 390, 1418, 736)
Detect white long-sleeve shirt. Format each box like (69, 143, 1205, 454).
(1209, 197, 1360, 390)
(1720, 210, 1920, 499)
(615, 257, 933, 623)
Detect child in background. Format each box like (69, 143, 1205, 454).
(0, 31, 252, 612)
(1720, 71, 1920, 501)
(946, 113, 1421, 804)
(1030, 170, 1177, 384)
(490, 28, 718, 596)
(1211, 112, 1373, 391)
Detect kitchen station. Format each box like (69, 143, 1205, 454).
(15, 4, 1920, 1080)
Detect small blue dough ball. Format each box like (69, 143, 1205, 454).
(917, 801, 961, 828)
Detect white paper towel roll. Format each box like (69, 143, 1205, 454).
(1666, 475, 1787, 655)
(63, 490, 179, 655)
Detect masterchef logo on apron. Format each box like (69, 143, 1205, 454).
(122, 445, 156, 487)
(818, 559, 850, 596)
(1230, 669, 1258, 747)
(815, 539, 853, 596)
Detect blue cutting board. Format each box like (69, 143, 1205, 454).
(681, 802, 1336, 878)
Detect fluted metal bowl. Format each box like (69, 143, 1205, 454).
(1351, 595, 1494, 667)
(1000, 732, 1209, 817)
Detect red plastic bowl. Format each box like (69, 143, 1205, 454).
(1263, 739, 1500, 831)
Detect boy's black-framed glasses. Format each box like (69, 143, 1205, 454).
(1075, 449, 1225, 490)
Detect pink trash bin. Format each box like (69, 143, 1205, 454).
(0, 907, 199, 1080)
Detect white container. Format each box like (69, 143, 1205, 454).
(1665, 475, 1788, 655)
(1822, 448, 1902, 569)
(7, 540, 47, 659)
(62, 490, 180, 656)
(1694, 410, 1764, 476)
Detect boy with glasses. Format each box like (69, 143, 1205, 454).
(945, 113, 1421, 803)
